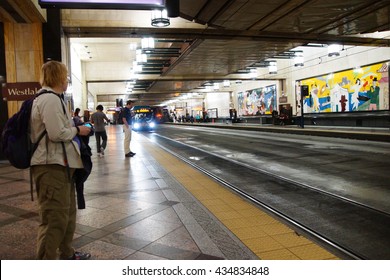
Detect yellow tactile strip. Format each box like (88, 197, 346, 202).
(142, 139, 338, 260)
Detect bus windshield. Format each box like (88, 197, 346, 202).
(132, 106, 153, 121)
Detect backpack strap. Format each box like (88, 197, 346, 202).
(29, 90, 56, 200)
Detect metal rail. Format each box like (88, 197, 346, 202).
(155, 133, 390, 217)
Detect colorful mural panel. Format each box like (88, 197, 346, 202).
(238, 84, 277, 116)
(297, 62, 389, 113)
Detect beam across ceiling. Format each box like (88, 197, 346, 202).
(64, 27, 390, 47)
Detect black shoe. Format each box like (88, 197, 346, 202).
(125, 152, 135, 157)
(67, 251, 91, 260)
(78, 204, 86, 209)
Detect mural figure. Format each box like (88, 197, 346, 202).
(237, 92, 245, 116)
(318, 84, 331, 111)
(330, 84, 341, 112)
(368, 77, 380, 110)
(339, 95, 348, 112)
(351, 78, 362, 111)
(246, 91, 253, 115)
(330, 84, 349, 112)
(310, 84, 320, 112)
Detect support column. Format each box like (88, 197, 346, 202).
(4, 22, 43, 117)
(42, 8, 62, 62)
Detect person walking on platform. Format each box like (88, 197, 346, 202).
(30, 60, 91, 260)
(123, 100, 136, 157)
(91, 104, 110, 157)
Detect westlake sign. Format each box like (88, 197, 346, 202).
(2, 82, 41, 101)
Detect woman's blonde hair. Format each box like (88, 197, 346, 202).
(40, 60, 68, 88)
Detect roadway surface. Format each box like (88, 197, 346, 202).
(140, 124, 390, 259)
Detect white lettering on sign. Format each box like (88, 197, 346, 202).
(7, 87, 39, 96)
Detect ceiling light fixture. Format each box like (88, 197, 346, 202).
(249, 68, 258, 79)
(294, 51, 304, 67)
(136, 49, 147, 64)
(151, 9, 170, 27)
(141, 37, 155, 50)
(268, 61, 277, 74)
(206, 85, 213, 91)
(129, 43, 137, 50)
(133, 61, 143, 73)
(328, 44, 342, 57)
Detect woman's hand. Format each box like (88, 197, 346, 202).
(77, 126, 91, 136)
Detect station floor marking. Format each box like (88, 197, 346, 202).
(142, 138, 338, 260)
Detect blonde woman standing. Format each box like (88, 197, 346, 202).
(30, 60, 91, 260)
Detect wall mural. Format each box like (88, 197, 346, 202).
(238, 84, 277, 116)
(297, 61, 389, 113)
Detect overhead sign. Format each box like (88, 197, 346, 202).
(2, 82, 41, 101)
(134, 108, 152, 113)
(38, 0, 165, 9)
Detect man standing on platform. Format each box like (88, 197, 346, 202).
(122, 100, 136, 157)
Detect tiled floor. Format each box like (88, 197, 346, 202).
(0, 125, 337, 260)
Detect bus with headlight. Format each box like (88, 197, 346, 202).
(131, 105, 156, 131)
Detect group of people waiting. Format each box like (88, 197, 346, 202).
(171, 112, 210, 123)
